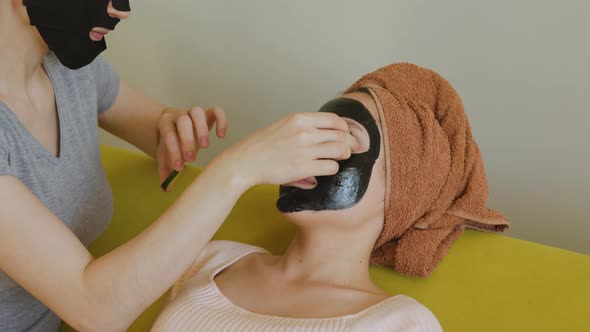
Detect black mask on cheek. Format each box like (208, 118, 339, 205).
(277, 98, 381, 213)
(23, 0, 131, 70)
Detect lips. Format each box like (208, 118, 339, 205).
(286, 177, 317, 189)
(89, 30, 106, 41)
(89, 28, 110, 41)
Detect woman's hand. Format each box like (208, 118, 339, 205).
(214, 112, 358, 189)
(157, 106, 227, 190)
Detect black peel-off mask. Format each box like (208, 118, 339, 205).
(24, 0, 131, 70)
(277, 98, 381, 213)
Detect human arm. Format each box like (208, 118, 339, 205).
(0, 112, 356, 331)
(97, 80, 226, 187)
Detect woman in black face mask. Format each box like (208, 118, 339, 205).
(0, 1, 357, 331)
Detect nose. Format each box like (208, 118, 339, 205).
(107, 1, 130, 20)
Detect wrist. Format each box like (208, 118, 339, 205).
(204, 154, 253, 193)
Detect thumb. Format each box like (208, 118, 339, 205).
(158, 144, 175, 192)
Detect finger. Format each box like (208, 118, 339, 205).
(311, 142, 352, 161)
(162, 127, 184, 172)
(206, 107, 228, 138)
(190, 107, 210, 148)
(175, 114, 197, 162)
(290, 112, 349, 133)
(157, 144, 174, 191)
(312, 129, 359, 151)
(310, 160, 340, 177)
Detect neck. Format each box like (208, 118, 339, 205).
(0, 6, 48, 97)
(275, 218, 382, 291)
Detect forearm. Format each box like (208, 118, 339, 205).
(81, 158, 247, 330)
(98, 81, 165, 159)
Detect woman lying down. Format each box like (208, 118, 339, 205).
(152, 63, 509, 332)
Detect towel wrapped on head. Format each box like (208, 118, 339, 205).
(346, 63, 509, 277)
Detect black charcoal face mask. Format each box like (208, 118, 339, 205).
(277, 98, 381, 213)
(23, 0, 131, 70)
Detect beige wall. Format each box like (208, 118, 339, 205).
(100, 0, 590, 254)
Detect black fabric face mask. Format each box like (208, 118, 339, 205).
(23, 0, 131, 70)
(277, 98, 381, 213)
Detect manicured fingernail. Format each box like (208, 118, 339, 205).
(219, 129, 226, 138)
(175, 160, 183, 169)
(199, 137, 209, 147)
(186, 152, 195, 160)
(167, 185, 174, 192)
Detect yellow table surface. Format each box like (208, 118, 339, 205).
(60, 146, 590, 331)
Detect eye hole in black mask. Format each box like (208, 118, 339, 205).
(276, 98, 381, 213)
(23, 0, 131, 70)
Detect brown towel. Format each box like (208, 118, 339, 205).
(346, 63, 510, 277)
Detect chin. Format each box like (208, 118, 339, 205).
(278, 207, 327, 223)
(278, 204, 360, 229)
(279, 208, 321, 218)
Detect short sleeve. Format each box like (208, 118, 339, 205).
(88, 56, 120, 114)
(0, 141, 14, 177)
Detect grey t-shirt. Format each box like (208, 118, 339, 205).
(0, 53, 119, 332)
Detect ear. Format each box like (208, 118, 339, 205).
(342, 118, 370, 154)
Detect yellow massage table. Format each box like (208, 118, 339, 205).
(60, 147, 590, 331)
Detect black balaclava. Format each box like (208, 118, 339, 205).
(23, 0, 131, 70)
(277, 98, 381, 213)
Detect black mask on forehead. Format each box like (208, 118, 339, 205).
(23, 0, 131, 70)
(277, 98, 381, 213)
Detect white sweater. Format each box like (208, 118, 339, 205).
(152, 241, 443, 332)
